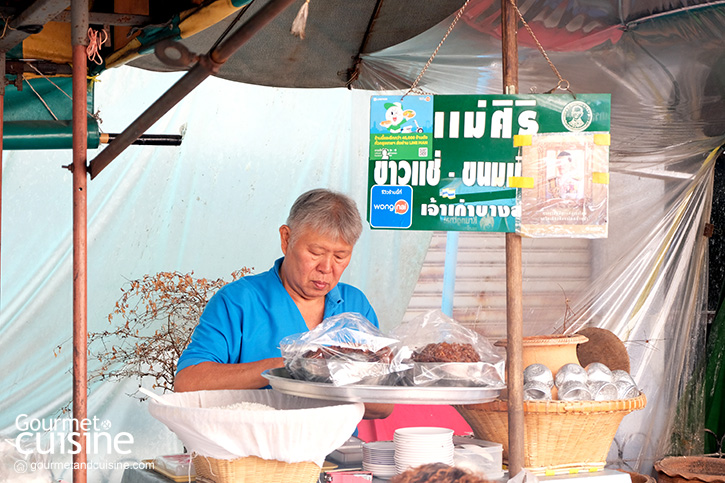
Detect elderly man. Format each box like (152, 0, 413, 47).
(174, 188, 393, 419)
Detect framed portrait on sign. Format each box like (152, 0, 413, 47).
(518, 132, 609, 238)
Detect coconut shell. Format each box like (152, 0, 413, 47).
(575, 327, 630, 372)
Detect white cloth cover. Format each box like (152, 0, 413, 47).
(147, 389, 364, 467)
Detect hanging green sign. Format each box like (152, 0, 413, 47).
(367, 94, 611, 236)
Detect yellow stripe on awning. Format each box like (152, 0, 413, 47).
(104, 38, 143, 70)
(106, 0, 251, 69)
(179, 0, 249, 39)
(22, 22, 73, 64)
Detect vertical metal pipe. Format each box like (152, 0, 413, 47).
(441, 231, 459, 317)
(501, 0, 525, 476)
(71, 1, 88, 482)
(0, 52, 4, 309)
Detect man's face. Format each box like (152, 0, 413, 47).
(279, 225, 353, 302)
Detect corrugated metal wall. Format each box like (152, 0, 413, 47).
(403, 232, 592, 340)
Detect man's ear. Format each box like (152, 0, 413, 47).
(279, 225, 291, 254)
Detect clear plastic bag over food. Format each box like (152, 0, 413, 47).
(279, 312, 401, 386)
(389, 310, 506, 388)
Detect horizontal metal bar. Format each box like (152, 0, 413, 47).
(88, 60, 210, 179)
(100, 133, 183, 146)
(6, 60, 73, 76)
(0, 0, 70, 52)
(53, 10, 153, 27)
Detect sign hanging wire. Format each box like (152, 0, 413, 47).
(507, 0, 575, 97)
(403, 0, 472, 99)
(404, 0, 575, 98)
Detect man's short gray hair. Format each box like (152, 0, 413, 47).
(286, 188, 363, 245)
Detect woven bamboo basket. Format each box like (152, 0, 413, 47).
(192, 455, 321, 483)
(454, 393, 647, 471)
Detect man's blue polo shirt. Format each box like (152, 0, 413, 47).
(176, 257, 379, 373)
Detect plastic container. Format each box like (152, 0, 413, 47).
(452, 436, 504, 479)
(328, 436, 364, 465)
(152, 454, 195, 477)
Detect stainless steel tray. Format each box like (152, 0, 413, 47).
(262, 368, 503, 404)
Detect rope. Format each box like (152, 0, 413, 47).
(26, 63, 72, 100)
(507, 0, 574, 96)
(24, 64, 104, 125)
(291, 0, 310, 39)
(86, 27, 108, 65)
(24, 76, 59, 121)
(0, 13, 17, 40)
(403, 0, 472, 98)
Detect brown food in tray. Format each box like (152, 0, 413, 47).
(412, 342, 481, 363)
(302, 345, 393, 363)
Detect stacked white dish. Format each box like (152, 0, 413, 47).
(362, 441, 396, 480)
(394, 427, 455, 474)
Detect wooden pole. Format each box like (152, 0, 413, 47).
(501, 0, 525, 476)
(71, 1, 88, 481)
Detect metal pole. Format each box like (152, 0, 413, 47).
(71, 1, 88, 482)
(501, 0, 525, 476)
(88, 0, 297, 179)
(441, 231, 459, 317)
(0, 52, 4, 310)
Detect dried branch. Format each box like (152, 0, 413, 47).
(58, 268, 251, 413)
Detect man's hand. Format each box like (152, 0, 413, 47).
(363, 403, 394, 420)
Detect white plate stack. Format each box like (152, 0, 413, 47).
(362, 441, 396, 480)
(394, 427, 455, 475)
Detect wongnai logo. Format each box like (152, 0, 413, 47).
(561, 101, 593, 132)
(370, 185, 413, 229)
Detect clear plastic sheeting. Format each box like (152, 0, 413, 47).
(0, 1, 723, 480)
(354, 0, 725, 475)
(0, 68, 432, 482)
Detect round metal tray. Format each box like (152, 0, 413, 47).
(263, 368, 503, 405)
